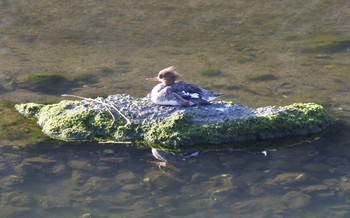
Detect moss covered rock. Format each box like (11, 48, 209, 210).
(14, 94, 333, 148)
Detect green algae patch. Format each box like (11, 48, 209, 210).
(14, 72, 98, 94)
(144, 103, 333, 148)
(300, 35, 350, 54)
(0, 102, 50, 147)
(114, 122, 145, 141)
(14, 94, 333, 149)
(14, 102, 44, 117)
(16, 100, 121, 141)
(15, 72, 71, 94)
(145, 112, 194, 148)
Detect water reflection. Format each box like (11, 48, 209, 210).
(148, 148, 199, 182)
(0, 125, 350, 217)
(151, 148, 199, 163)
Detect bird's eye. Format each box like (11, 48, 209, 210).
(159, 74, 164, 79)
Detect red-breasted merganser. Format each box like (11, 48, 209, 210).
(146, 66, 222, 106)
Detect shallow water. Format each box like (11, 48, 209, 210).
(0, 0, 350, 217)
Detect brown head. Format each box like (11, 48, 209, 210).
(147, 66, 180, 86)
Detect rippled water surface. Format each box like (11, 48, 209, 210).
(0, 0, 350, 217)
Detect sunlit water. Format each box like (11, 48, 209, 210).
(0, 0, 349, 217)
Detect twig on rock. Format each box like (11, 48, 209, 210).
(98, 141, 132, 144)
(62, 94, 132, 125)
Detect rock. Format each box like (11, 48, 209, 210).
(143, 170, 178, 192)
(263, 172, 311, 187)
(15, 163, 44, 176)
(121, 183, 143, 192)
(0, 206, 32, 218)
(83, 176, 116, 194)
(325, 205, 350, 218)
(80, 213, 95, 218)
(0, 175, 24, 189)
(337, 180, 350, 194)
(22, 157, 56, 164)
(300, 184, 335, 198)
(67, 160, 94, 171)
(14, 94, 333, 148)
(52, 164, 68, 175)
(115, 171, 138, 185)
(155, 195, 183, 207)
(206, 174, 235, 200)
(2, 191, 35, 207)
(71, 170, 90, 185)
(282, 191, 311, 208)
(300, 184, 329, 193)
(38, 196, 72, 210)
(230, 200, 259, 214)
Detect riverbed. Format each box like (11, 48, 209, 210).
(0, 0, 349, 217)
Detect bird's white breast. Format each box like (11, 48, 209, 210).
(150, 84, 179, 105)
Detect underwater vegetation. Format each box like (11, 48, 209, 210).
(14, 72, 97, 94)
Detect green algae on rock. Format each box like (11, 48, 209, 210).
(15, 100, 120, 141)
(14, 94, 333, 148)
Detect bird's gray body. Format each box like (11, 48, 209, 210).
(150, 81, 222, 106)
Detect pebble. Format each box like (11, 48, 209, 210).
(67, 160, 94, 171)
(83, 176, 116, 193)
(115, 171, 138, 185)
(71, 170, 90, 185)
(282, 191, 311, 208)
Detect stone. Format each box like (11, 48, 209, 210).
(300, 184, 329, 193)
(38, 196, 72, 210)
(0, 206, 32, 218)
(199, 174, 236, 201)
(22, 157, 56, 164)
(2, 191, 35, 207)
(282, 191, 311, 209)
(15, 163, 44, 176)
(115, 171, 138, 185)
(263, 172, 311, 187)
(121, 183, 143, 192)
(143, 170, 178, 192)
(14, 94, 333, 148)
(230, 199, 261, 214)
(0, 175, 24, 189)
(52, 164, 68, 175)
(67, 160, 94, 171)
(83, 176, 116, 193)
(71, 170, 90, 185)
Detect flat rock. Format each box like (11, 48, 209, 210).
(14, 94, 333, 148)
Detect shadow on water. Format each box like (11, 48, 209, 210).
(304, 40, 350, 54)
(12, 72, 99, 95)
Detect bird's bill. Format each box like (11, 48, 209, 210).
(146, 77, 159, 81)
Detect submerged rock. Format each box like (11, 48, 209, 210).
(14, 94, 333, 148)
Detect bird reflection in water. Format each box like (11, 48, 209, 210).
(148, 148, 199, 181)
(150, 148, 199, 166)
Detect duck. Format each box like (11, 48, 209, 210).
(146, 66, 222, 106)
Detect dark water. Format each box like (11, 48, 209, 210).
(0, 0, 350, 217)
